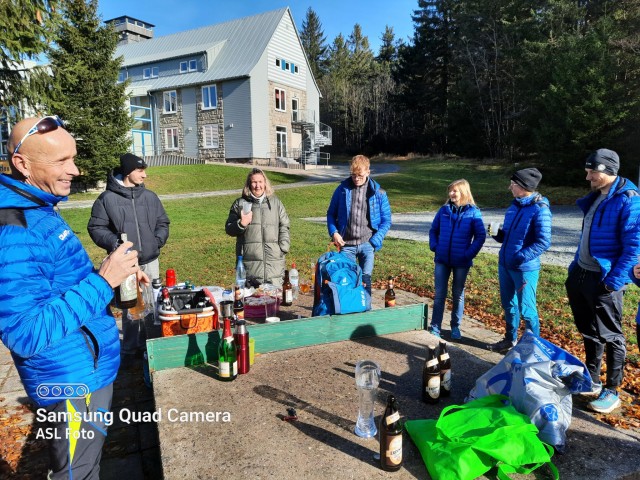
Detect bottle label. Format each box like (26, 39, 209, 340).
(120, 274, 137, 302)
(284, 289, 293, 304)
(385, 434, 402, 465)
(219, 360, 238, 378)
(427, 376, 441, 398)
(439, 353, 450, 361)
(441, 369, 452, 391)
(426, 358, 439, 368)
(385, 411, 400, 425)
(219, 361, 231, 377)
(385, 299, 396, 307)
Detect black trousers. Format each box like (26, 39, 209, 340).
(565, 266, 626, 388)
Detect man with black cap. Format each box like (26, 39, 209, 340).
(488, 167, 552, 354)
(565, 148, 640, 414)
(88, 153, 170, 367)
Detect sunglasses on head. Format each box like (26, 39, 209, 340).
(12, 116, 66, 154)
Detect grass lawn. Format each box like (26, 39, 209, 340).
(62, 157, 640, 363)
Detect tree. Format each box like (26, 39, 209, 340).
(45, 0, 131, 188)
(0, 0, 59, 121)
(299, 7, 328, 80)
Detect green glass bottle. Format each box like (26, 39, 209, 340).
(217, 317, 237, 381)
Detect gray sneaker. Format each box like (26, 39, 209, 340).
(578, 381, 603, 399)
(487, 338, 516, 354)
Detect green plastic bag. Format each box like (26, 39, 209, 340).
(405, 394, 559, 480)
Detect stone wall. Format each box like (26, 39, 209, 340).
(155, 90, 184, 155)
(195, 84, 225, 162)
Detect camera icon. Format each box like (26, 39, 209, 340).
(36, 383, 89, 400)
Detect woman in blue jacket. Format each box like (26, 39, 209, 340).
(428, 179, 486, 339)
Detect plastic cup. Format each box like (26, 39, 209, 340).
(242, 200, 252, 215)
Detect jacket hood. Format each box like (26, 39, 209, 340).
(514, 193, 549, 208)
(0, 174, 64, 209)
(106, 169, 146, 199)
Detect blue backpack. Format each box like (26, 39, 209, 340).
(312, 251, 371, 316)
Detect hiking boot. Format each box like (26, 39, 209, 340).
(588, 388, 621, 414)
(428, 325, 441, 338)
(577, 381, 602, 399)
(451, 327, 462, 340)
(487, 337, 516, 354)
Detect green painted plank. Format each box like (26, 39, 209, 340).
(147, 303, 427, 374)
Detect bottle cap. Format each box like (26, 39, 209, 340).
(152, 278, 162, 288)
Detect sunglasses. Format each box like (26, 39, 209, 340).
(12, 116, 66, 154)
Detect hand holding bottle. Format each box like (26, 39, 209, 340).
(98, 241, 140, 288)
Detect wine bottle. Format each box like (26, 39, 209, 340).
(290, 262, 299, 299)
(439, 341, 452, 397)
(113, 233, 138, 309)
(217, 317, 237, 381)
(281, 269, 293, 306)
(422, 345, 440, 404)
(384, 276, 396, 308)
(233, 285, 244, 320)
(379, 394, 403, 472)
(127, 284, 146, 320)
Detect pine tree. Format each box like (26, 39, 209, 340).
(45, 0, 131, 188)
(299, 7, 328, 80)
(0, 0, 59, 121)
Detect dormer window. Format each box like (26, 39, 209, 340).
(180, 60, 198, 73)
(143, 67, 158, 79)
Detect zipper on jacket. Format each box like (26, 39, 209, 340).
(80, 326, 100, 371)
(132, 196, 144, 258)
(446, 209, 464, 264)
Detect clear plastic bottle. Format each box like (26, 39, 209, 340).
(236, 255, 246, 288)
(290, 262, 299, 300)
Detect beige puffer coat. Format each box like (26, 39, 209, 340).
(225, 194, 290, 286)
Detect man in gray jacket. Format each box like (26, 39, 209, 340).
(88, 153, 170, 366)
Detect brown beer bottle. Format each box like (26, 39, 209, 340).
(281, 269, 293, 306)
(439, 341, 452, 397)
(113, 233, 138, 309)
(384, 276, 396, 308)
(422, 345, 441, 404)
(379, 394, 403, 472)
(233, 285, 244, 320)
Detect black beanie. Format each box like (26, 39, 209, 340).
(119, 153, 147, 177)
(511, 168, 542, 192)
(585, 148, 619, 176)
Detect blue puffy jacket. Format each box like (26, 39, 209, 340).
(0, 175, 119, 407)
(326, 177, 392, 251)
(570, 176, 640, 291)
(498, 193, 552, 271)
(429, 202, 486, 268)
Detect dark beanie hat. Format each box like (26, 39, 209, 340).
(120, 153, 147, 177)
(585, 148, 619, 175)
(511, 168, 542, 192)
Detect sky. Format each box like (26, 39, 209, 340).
(96, 0, 419, 53)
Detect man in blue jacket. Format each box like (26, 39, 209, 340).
(326, 155, 392, 295)
(566, 149, 640, 414)
(488, 168, 552, 353)
(0, 116, 147, 478)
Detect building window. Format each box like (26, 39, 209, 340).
(275, 58, 280, 67)
(203, 124, 219, 149)
(292, 98, 299, 122)
(201, 85, 217, 109)
(165, 128, 179, 150)
(118, 71, 128, 83)
(294, 65, 299, 73)
(143, 67, 158, 79)
(276, 126, 287, 157)
(180, 60, 198, 73)
(275, 88, 286, 112)
(163, 90, 177, 113)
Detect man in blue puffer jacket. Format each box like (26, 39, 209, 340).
(0, 117, 147, 478)
(488, 168, 552, 354)
(327, 155, 392, 294)
(565, 149, 640, 414)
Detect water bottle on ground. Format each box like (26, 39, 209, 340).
(236, 255, 246, 288)
(290, 262, 299, 300)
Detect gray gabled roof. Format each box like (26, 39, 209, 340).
(116, 7, 289, 92)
